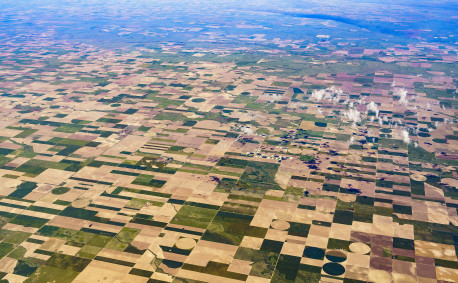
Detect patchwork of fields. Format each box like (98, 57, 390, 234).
(0, 0, 457, 282)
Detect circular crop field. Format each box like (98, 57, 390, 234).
(432, 138, 447, 143)
(323, 263, 345, 276)
(191, 98, 206, 103)
(314, 122, 327, 127)
(51, 187, 70, 195)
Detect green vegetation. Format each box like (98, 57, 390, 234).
(8, 181, 37, 199)
(0, 242, 14, 258)
(51, 187, 70, 195)
(105, 227, 140, 251)
(10, 215, 48, 228)
(202, 211, 267, 245)
(299, 155, 315, 162)
(132, 174, 167, 188)
(234, 239, 282, 278)
(216, 157, 248, 169)
(236, 161, 282, 191)
(0, 230, 31, 244)
(171, 205, 218, 229)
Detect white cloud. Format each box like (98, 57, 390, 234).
(329, 86, 343, 95)
(367, 101, 379, 117)
(343, 107, 361, 124)
(311, 86, 342, 102)
(401, 130, 410, 144)
(311, 89, 325, 101)
(394, 88, 408, 106)
(263, 93, 283, 103)
(243, 127, 253, 134)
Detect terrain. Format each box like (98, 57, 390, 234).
(0, 1, 456, 282)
